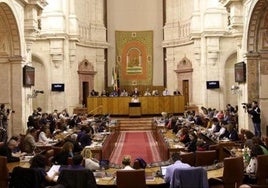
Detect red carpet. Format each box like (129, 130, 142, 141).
(109, 131, 161, 165)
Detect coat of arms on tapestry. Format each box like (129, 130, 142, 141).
(115, 30, 153, 86)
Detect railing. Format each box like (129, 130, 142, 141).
(88, 105, 103, 118)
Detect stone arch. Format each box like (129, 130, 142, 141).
(245, 0, 268, 135)
(0, 2, 21, 57)
(174, 56, 193, 105)
(224, 53, 237, 106)
(78, 59, 97, 106)
(0, 2, 23, 136)
(247, 0, 268, 52)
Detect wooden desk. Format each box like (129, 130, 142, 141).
(207, 167, 223, 179)
(7, 161, 30, 173)
(96, 166, 223, 186)
(87, 132, 119, 161)
(155, 130, 185, 161)
(96, 167, 166, 186)
(87, 96, 185, 116)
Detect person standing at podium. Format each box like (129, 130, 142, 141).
(131, 95, 139, 103)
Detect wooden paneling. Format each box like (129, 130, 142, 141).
(87, 96, 185, 115)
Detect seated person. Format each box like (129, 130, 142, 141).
(214, 122, 229, 140)
(0, 139, 20, 162)
(90, 89, 98, 97)
(176, 127, 190, 144)
(38, 126, 53, 144)
(30, 154, 58, 185)
(9, 135, 24, 154)
(23, 127, 38, 154)
(144, 88, 151, 96)
(59, 154, 84, 171)
(164, 152, 191, 184)
(64, 134, 83, 153)
(109, 89, 118, 97)
(100, 89, 109, 97)
(173, 89, 181, 95)
(78, 127, 93, 148)
(120, 89, 128, 96)
(121, 155, 134, 170)
(227, 124, 239, 141)
(185, 132, 198, 152)
(131, 88, 140, 97)
(244, 144, 264, 183)
(84, 157, 100, 171)
(152, 89, 159, 96)
(162, 88, 170, 96)
(52, 141, 74, 165)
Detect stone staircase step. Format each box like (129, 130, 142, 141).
(118, 118, 153, 131)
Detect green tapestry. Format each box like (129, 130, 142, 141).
(115, 30, 153, 86)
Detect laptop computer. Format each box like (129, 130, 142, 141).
(160, 166, 168, 176)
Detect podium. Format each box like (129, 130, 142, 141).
(129, 102, 141, 117)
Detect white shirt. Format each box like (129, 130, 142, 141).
(162, 90, 169, 96)
(122, 165, 134, 170)
(38, 131, 52, 143)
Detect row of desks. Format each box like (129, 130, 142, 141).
(7, 161, 223, 187)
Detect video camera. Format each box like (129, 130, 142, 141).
(241, 103, 252, 109)
(6, 109, 15, 114)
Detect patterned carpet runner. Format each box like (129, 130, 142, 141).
(109, 131, 161, 165)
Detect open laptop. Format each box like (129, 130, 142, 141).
(160, 166, 168, 176)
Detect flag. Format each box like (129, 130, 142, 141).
(111, 67, 115, 86)
(112, 66, 118, 91)
(114, 66, 118, 90)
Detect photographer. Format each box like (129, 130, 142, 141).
(247, 101, 261, 137)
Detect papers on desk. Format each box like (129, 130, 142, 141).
(20, 155, 34, 162)
(47, 165, 60, 181)
(85, 142, 102, 148)
(146, 176, 155, 182)
(173, 144, 184, 149)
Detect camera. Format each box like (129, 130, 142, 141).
(34, 90, 44, 94)
(241, 103, 251, 109)
(7, 109, 15, 114)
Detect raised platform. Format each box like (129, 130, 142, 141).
(87, 95, 185, 116)
(117, 117, 154, 131)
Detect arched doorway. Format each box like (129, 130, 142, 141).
(78, 60, 96, 107)
(0, 2, 23, 135)
(174, 56, 193, 106)
(224, 53, 238, 106)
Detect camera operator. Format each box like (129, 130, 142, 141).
(247, 101, 261, 137)
(0, 104, 14, 130)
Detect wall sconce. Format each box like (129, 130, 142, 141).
(231, 85, 241, 95)
(27, 89, 44, 99)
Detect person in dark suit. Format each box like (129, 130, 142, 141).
(59, 154, 84, 171)
(173, 89, 181, 95)
(131, 87, 140, 97)
(90, 89, 98, 97)
(0, 139, 20, 162)
(247, 101, 261, 137)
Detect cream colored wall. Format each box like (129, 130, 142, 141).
(107, 0, 163, 87)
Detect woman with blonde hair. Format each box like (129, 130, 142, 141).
(121, 155, 134, 170)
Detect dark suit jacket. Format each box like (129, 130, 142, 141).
(57, 169, 97, 188)
(0, 144, 20, 163)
